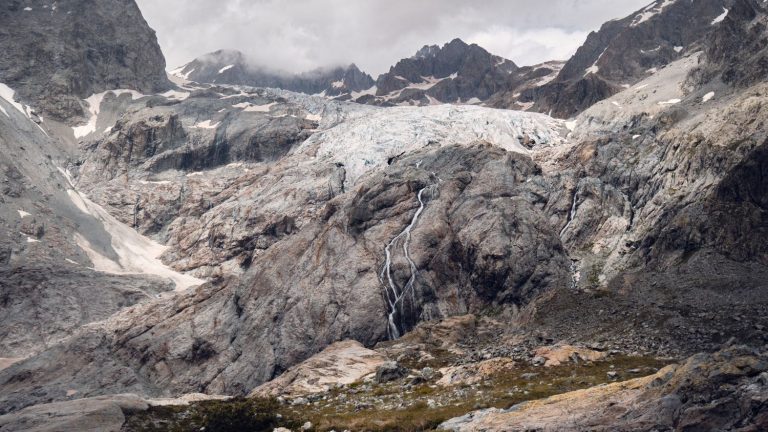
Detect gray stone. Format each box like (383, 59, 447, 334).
(375, 362, 408, 384)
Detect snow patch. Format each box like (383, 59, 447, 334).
(218, 64, 235, 74)
(73, 90, 143, 138)
(305, 113, 322, 121)
(674, 46, 684, 53)
(191, 120, 220, 129)
(351, 86, 377, 99)
(584, 48, 607, 77)
(712, 7, 729, 24)
(632, 0, 677, 27)
(657, 98, 681, 105)
(17, 209, 31, 218)
(232, 101, 277, 112)
(170, 66, 196, 81)
(702, 91, 715, 103)
(66, 188, 203, 290)
(161, 90, 190, 101)
(0, 83, 33, 118)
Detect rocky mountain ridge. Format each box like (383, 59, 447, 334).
(171, 49, 375, 98)
(518, 0, 751, 117)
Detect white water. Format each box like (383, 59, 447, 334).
(559, 190, 579, 238)
(380, 187, 428, 339)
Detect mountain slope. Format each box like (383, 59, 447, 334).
(1, 0, 768, 429)
(355, 38, 519, 106)
(515, 0, 738, 117)
(171, 49, 375, 97)
(0, 0, 170, 121)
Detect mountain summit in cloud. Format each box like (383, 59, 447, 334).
(171, 49, 374, 96)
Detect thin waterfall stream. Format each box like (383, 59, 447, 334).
(380, 186, 429, 339)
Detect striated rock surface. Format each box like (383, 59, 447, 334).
(441, 346, 768, 431)
(0, 394, 148, 432)
(249, 340, 386, 398)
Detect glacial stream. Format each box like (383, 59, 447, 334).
(380, 186, 428, 339)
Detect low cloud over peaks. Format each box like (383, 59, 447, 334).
(137, 0, 650, 75)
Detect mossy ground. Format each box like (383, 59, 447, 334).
(286, 355, 670, 431)
(123, 356, 671, 432)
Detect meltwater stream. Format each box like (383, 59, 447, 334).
(380, 186, 429, 340)
(559, 190, 579, 238)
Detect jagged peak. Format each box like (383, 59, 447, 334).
(412, 44, 440, 59)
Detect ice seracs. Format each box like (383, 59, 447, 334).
(300, 104, 566, 188)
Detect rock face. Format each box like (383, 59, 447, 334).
(525, 0, 739, 117)
(172, 49, 375, 97)
(2, 1, 768, 430)
(0, 394, 149, 432)
(0, 0, 170, 120)
(359, 38, 518, 106)
(0, 87, 572, 411)
(440, 346, 768, 431)
(0, 87, 181, 359)
(0, 267, 172, 358)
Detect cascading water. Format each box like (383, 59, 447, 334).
(380, 186, 429, 340)
(560, 189, 581, 290)
(559, 190, 579, 238)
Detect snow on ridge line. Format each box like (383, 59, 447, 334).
(300, 104, 566, 188)
(631, 0, 677, 27)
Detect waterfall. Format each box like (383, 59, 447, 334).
(559, 189, 579, 238)
(380, 186, 428, 339)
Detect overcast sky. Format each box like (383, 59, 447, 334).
(136, 0, 651, 76)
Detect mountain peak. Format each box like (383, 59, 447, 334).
(413, 44, 440, 59)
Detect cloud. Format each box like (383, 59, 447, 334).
(135, 0, 651, 75)
(466, 27, 591, 65)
